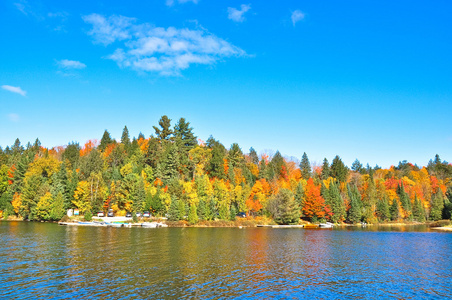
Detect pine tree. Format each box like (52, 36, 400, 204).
(347, 184, 362, 223)
(153, 115, 173, 141)
(376, 195, 390, 221)
(397, 183, 411, 218)
(121, 126, 131, 150)
(99, 130, 113, 151)
(390, 199, 400, 221)
(268, 188, 300, 225)
(351, 159, 363, 173)
(412, 195, 426, 222)
(321, 158, 330, 180)
(188, 203, 198, 224)
(430, 192, 444, 221)
(168, 197, 180, 221)
(300, 152, 311, 179)
(329, 181, 346, 223)
(249, 147, 259, 165)
(156, 144, 180, 182)
(331, 155, 349, 182)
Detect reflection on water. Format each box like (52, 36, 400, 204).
(0, 222, 451, 299)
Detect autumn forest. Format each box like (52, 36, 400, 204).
(1, 115, 451, 225)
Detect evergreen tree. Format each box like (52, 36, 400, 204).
(62, 142, 80, 169)
(347, 184, 362, 223)
(268, 151, 286, 180)
(430, 192, 444, 221)
(351, 159, 363, 173)
(376, 195, 390, 221)
(188, 203, 198, 224)
(390, 199, 400, 221)
(329, 181, 346, 223)
(396, 183, 411, 218)
(121, 126, 131, 150)
(444, 187, 452, 220)
(156, 144, 180, 182)
(249, 147, 259, 165)
(268, 188, 300, 225)
(230, 204, 237, 221)
(412, 195, 426, 222)
(153, 115, 173, 141)
(12, 138, 24, 156)
(300, 152, 311, 179)
(206, 139, 227, 180)
(331, 155, 349, 182)
(321, 158, 330, 180)
(197, 199, 207, 220)
(168, 197, 181, 221)
(99, 130, 113, 151)
(294, 182, 304, 216)
(137, 132, 145, 140)
(228, 143, 244, 169)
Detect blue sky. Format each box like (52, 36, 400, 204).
(1, 0, 451, 168)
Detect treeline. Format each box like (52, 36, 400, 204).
(0, 115, 452, 224)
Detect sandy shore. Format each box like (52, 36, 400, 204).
(431, 226, 452, 231)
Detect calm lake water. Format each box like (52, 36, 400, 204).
(1, 222, 451, 299)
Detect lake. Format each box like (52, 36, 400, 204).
(1, 222, 451, 299)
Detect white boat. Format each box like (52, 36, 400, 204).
(141, 222, 158, 228)
(319, 222, 334, 228)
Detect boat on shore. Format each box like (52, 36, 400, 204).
(319, 222, 334, 228)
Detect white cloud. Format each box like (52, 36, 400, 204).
(166, 0, 198, 7)
(291, 10, 305, 26)
(83, 13, 245, 76)
(8, 113, 20, 122)
(227, 4, 251, 23)
(1, 85, 27, 96)
(57, 59, 87, 69)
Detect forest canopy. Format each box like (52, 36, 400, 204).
(1, 116, 451, 224)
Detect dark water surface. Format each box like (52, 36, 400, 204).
(1, 222, 451, 299)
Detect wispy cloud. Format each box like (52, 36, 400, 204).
(2, 85, 27, 96)
(166, 0, 198, 7)
(14, 1, 69, 31)
(83, 13, 246, 76)
(57, 59, 87, 69)
(8, 113, 20, 122)
(227, 4, 251, 23)
(291, 10, 305, 26)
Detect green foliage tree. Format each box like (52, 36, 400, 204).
(153, 115, 173, 141)
(347, 184, 362, 223)
(376, 195, 390, 221)
(300, 152, 311, 179)
(188, 203, 198, 224)
(99, 130, 113, 151)
(267, 188, 300, 225)
(331, 155, 349, 182)
(321, 158, 330, 180)
(430, 192, 444, 221)
(390, 199, 400, 221)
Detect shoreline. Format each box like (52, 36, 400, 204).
(2, 216, 451, 230)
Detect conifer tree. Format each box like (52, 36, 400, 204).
(321, 158, 330, 180)
(397, 183, 411, 218)
(300, 152, 311, 179)
(412, 195, 426, 222)
(121, 126, 131, 151)
(99, 130, 113, 151)
(153, 115, 173, 141)
(188, 203, 198, 224)
(390, 199, 400, 221)
(347, 184, 362, 223)
(376, 195, 390, 221)
(249, 147, 259, 165)
(430, 192, 444, 221)
(268, 188, 300, 225)
(331, 155, 349, 182)
(329, 181, 346, 223)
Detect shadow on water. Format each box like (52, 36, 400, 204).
(0, 222, 451, 299)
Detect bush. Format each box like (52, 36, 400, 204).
(84, 211, 93, 221)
